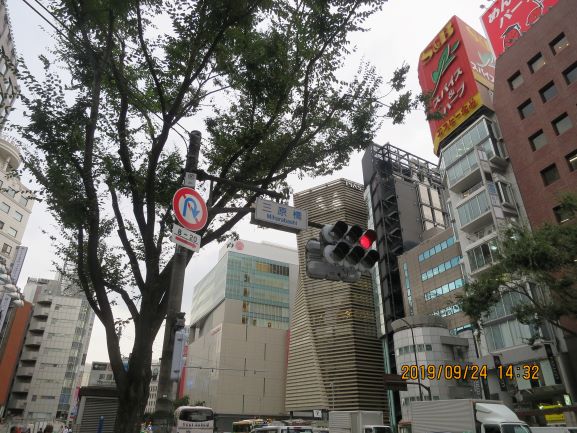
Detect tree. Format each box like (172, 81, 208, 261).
(13, 1, 423, 431)
(458, 194, 577, 339)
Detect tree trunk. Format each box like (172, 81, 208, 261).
(114, 362, 152, 433)
(113, 321, 155, 433)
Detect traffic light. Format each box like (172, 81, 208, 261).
(306, 221, 380, 283)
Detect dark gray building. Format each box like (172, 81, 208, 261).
(361, 143, 447, 423)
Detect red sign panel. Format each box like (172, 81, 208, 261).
(418, 16, 495, 155)
(172, 187, 208, 232)
(481, 0, 559, 57)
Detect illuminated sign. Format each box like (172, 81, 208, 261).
(418, 16, 495, 155)
(481, 0, 559, 57)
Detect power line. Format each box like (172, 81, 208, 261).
(20, 0, 192, 139)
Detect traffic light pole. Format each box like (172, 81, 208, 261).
(156, 131, 201, 415)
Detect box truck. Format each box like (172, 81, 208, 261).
(408, 399, 531, 433)
(329, 411, 391, 433)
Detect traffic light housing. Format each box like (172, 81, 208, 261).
(306, 221, 380, 283)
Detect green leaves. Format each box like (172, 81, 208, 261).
(458, 196, 577, 336)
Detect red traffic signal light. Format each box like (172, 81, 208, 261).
(359, 229, 377, 249)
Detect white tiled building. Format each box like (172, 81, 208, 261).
(0, 136, 33, 279)
(7, 276, 94, 422)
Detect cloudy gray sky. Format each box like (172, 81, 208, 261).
(6, 0, 490, 362)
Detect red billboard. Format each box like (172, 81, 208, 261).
(418, 16, 495, 155)
(481, 0, 559, 57)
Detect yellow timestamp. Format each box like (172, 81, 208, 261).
(497, 364, 540, 380)
(400, 364, 488, 381)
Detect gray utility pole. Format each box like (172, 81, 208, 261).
(398, 317, 424, 401)
(156, 131, 201, 414)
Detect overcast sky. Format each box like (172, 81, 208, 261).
(6, 0, 491, 363)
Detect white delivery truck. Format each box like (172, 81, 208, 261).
(329, 411, 392, 433)
(409, 399, 532, 433)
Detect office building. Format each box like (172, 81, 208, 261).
(418, 12, 576, 420)
(361, 144, 447, 425)
(397, 227, 468, 333)
(6, 276, 94, 422)
(0, 136, 33, 280)
(392, 315, 478, 421)
(285, 179, 387, 416)
(0, 299, 31, 418)
(490, 0, 577, 417)
(493, 0, 577, 227)
(185, 240, 298, 431)
(0, 0, 18, 128)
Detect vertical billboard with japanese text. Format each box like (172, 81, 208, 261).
(481, 0, 559, 57)
(418, 16, 496, 155)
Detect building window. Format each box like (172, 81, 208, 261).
(0, 220, 3, 230)
(563, 61, 577, 85)
(5, 187, 16, 198)
(528, 53, 546, 73)
(2, 243, 11, 254)
(539, 82, 557, 102)
(7, 227, 17, 237)
(518, 99, 534, 119)
(541, 164, 560, 186)
(467, 238, 499, 272)
(550, 33, 569, 55)
(529, 130, 548, 151)
(508, 71, 523, 90)
(0, 202, 9, 213)
(457, 192, 490, 226)
(566, 149, 577, 171)
(552, 113, 573, 135)
(553, 205, 573, 224)
(19, 196, 29, 207)
(496, 182, 515, 206)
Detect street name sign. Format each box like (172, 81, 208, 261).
(171, 224, 201, 252)
(172, 187, 208, 231)
(251, 197, 308, 234)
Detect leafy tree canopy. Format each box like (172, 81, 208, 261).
(458, 194, 577, 338)
(11, 0, 423, 431)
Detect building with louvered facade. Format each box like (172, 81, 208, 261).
(285, 179, 387, 417)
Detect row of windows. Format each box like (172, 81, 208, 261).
(540, 148, 577, 188)
(255, 261, 289, 276)
(441, 120, 491, 168)
(508, 33, 571, 90)
(421, 256, 461, 282)
(417, 236, 455, 262)
(0, 219, 18, 237)
(457, 191, 490, 226)
(522, 106, 573, 139)
(0, 200, 24, 220)
(432, 303, 462, 318)
(0, 180, 30, 207)
(424, 278, 465, 302)
(397, 343, 433, 356)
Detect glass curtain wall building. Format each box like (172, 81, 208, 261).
(186, 240, 298, 432)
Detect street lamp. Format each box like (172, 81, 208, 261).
(397, 317, 424, 401)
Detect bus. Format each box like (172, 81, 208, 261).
(232, 419, 267, 433)
(174, 406, 215, 433)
